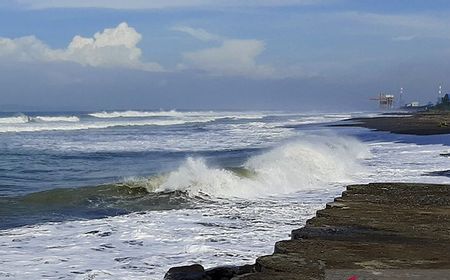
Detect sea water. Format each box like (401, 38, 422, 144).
(0, 110, 449, 279)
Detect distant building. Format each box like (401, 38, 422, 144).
(370, 93, 395, 110)
(405, 101, 420, 107)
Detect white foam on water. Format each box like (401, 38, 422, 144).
(0, 118, 214, 133)
(362, 141, 450, 184)
(0, 191, 335, 280)
(34, 116, 80, 122)
(8, 121, 295, 152)
(0, 115, 29, 124)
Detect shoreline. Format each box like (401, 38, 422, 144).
(165, 183, 450, 279)
(332, 111, 450, 135)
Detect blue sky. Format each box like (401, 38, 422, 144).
(1, 0, 450, 111)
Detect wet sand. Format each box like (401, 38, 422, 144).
(334, 111, 450, 135)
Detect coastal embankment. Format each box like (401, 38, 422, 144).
(334, 111, 450, 135)
(165, 183, 450, 279)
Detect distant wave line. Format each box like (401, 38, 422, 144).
(0, 115, 80, 124)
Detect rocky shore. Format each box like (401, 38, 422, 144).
(165, 183, 450, 279)
(334, 111, 450, 135)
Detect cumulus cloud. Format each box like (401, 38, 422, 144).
(15, 0, 330, 10)
(182, 39, 275, 78)
(173, 26, 279, 78)
(0, 22, 163, 71)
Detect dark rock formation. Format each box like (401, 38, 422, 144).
(165, 264, 207, 280)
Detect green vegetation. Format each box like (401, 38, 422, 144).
(431, 93, 450, 111)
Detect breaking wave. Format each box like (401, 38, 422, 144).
(157, 134, 370, 198)
(0, 134, 369, 228)
(0, 114, 80, 125)
(0, 115, 30, 124)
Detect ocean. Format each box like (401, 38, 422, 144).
(0, 110, 449, 279)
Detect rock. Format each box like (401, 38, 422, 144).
(206, 265, 254, 279)
(164, 264, 255, 280)
(164, 264, 209, 280)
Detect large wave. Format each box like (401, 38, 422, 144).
(155, 134, 370, 198)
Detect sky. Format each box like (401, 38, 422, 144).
(1, 0, 450, 111)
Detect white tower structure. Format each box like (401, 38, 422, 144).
(399, 87, 404, 107)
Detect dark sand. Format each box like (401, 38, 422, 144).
(334, 111, 450, 135)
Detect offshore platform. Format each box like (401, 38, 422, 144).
(370, 93, 395, 110)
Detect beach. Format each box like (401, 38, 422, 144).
(335, 111, 450, 135)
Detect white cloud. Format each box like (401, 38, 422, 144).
(15, 0, 330, 10)
(0, 22, 163, 71)
(174, 26, 305, 78)
(182, 39, 275, 78)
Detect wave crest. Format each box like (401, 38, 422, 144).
(156, 134, 370, 198)
(89, 110, 182, 118)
